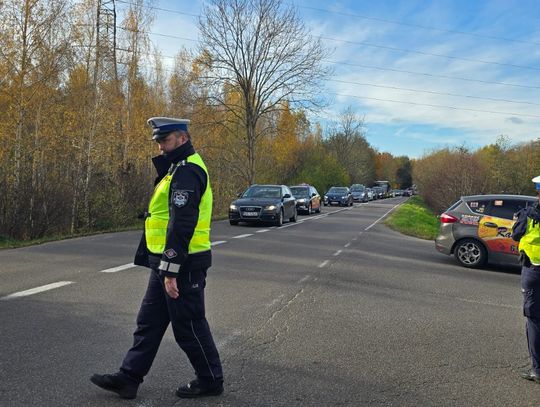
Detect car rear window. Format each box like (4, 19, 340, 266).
(466, 199, 491, 215)
(488, 199, 529, 220)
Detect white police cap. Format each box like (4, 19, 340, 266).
(532, 175, 540, 190)
(147, 117, 190, 140)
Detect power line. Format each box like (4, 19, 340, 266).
(330, 92, 540, 119)
(325, 60, 540, 90)
(329, 79, 540, 106)
(293, 3, 540, 47)
(113, 1, 540, 72)
(320, 36, 540, 72)
(112, 25, 540, 91)
(115, 0, 198, 17)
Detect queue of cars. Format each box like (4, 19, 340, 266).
(229, 182, 410, 226)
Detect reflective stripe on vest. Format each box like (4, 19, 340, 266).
(519, 217, 540, 265)
(145, 153, 212, 255)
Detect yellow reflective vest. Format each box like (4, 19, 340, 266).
(145, 153, 212, 256)
(519, 217, 540, 266)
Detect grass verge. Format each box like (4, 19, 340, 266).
(385, 195, 440, 240)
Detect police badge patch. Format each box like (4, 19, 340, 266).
(172, 190, 189, 208)
(164, 248, 177, 259)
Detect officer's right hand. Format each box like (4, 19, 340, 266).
(164, 276, 179, 299)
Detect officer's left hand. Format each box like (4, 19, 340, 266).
(164, 276, 179, 299)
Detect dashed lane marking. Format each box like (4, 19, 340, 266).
(211, 240, 227, 246)
(232, 234, 253, 239)
(333, 250, 342, 256)
(318, 260, 329, 268)
(100, 263, 135, 273)
(298, 275, 311, 283)
(344, 243, 351, 248)
(1, 281, 74, 301)
(255, 229, 270, 233)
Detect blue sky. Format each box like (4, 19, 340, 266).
(120, 0, 540, 158)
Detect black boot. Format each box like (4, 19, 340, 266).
(90, 372, 139, 399)
(175, 379, 223, 398)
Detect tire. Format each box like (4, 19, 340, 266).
(454, 239, 487, 268)
(275, 209, 283, 227)
(229, 220, 238, 225)
(290, 207, 297, 222)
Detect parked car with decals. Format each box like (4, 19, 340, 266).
(435, 194, 537, 268)
(229, 184, 297, 226)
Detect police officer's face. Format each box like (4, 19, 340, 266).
(156, 131, 188, 154)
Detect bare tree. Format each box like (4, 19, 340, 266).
(198, 0, 331, 184)
(325, 107, 375, 184)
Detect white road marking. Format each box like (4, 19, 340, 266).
(255, 229, 270, 233)
(344, 243, 351, 248)
(211, 240, 227, 246)
(100, 263, 135, 273)
(280, 222, 301, 228)
(233, 234, 253, 239)
(318, 260, 329, 268)
(298, 275, 311, 283)
(365, 202, 402, 231)
(1, 281, 74, 301)
(333, 250, 342, 256)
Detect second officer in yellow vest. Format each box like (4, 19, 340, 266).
(513, 175, 540, 384)
(90, 117, 224, 400)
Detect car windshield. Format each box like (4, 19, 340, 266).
(328, 187, 347, 194)
(242, 186, 282, 199)
(290, 187, 309, 197)
(350, 186, 364, 192)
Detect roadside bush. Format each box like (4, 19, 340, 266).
(413, 146, 487, 214)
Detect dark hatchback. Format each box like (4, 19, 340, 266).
(229, 184, 297, 226)
(290, 185, 322, 214)
(324, 186, 353, 207)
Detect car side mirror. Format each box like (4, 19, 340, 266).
(283, 193, 291, 199)
(237, 192, 242, 197)
(312, 193, 316, 197)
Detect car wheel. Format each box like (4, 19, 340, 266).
(454, 239, 487, 268)
(290, 208, 297, 222)
(275, 209, 283, 227)
(229, 220, 238, 226)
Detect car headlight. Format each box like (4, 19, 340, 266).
(342, 196, 347, 199)
(265, 205, 277, 211)
(230, 204, 237, 210)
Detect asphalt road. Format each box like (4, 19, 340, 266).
(0, 197, 536, 406)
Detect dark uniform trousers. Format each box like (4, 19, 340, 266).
(522, 264, 540, 375)
(119, 267, 223, 386)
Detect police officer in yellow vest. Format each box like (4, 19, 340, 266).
(91, 118, 223, 399)
(513, 175, 540, 384)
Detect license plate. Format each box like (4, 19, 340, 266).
(242, 211, 258, 217)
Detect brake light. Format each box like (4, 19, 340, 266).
(440, 213, 458, 223)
